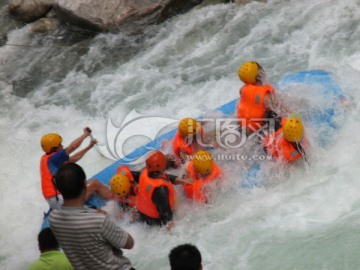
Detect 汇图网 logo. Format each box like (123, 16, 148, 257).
(97, 110, 276, 164)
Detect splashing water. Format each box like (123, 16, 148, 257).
(1, 0, 360, 269)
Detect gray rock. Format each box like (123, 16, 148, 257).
(8, 0, 54, 22)
(54, 0, 202, 32)
(31, 17, 61, 32)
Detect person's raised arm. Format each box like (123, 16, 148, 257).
(69, 139, 97, 163)
(65, 127, 92, 156)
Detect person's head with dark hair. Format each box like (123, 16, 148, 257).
(55, 162, 86, 200)
(38, 228, 59, 253)
(169, 244, 202, 270)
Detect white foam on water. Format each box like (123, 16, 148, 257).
(1, 0, 360, 269)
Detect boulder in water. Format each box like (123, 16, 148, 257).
(53, 0, 203, 32)
(8, 0, 54, 22)
(31, 17, 61, 33)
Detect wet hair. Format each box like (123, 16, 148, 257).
(38, 228, 59, 252)
(165, 154, 178, 169)
(169, 244, 202, 270)
(54, 163, 86, 200)
(255, 62, 266, 84)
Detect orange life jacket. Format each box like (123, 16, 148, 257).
(183, 161, 222, 202)
(116, 165, 138, 207)
(172, 131, 193, 158)
(172, 128, 204, 162)
(263, 118, 304, 163)
(40, 153, 60, 199)
(136, 168, 176, 218)
(237, 84, 274, 131)
(116, 165, 135, 181)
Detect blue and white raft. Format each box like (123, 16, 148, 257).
(42, 70, 345, 229)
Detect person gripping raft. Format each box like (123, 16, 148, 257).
(135, 150, 178, 230)
(237, 61, 286, 134)
(172, 118, 204, 165)
(40, 128, 119, 211)
(183, 150, 223, 203)
(109, 170, 136, 209)
(262, 114, 308, 163)
(110, 155, 191, 213)
(112, 151, 191, 230)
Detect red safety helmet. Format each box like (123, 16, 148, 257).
(146, 150, 167, 173)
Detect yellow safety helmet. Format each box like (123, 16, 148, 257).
(41, 133, 62, 153)
(193, 150, 213, 175)
(109, 173, 131, 198)
(283, 115, 304, 143)
(238, 61, 260, 84)
(178, 118, 201, 137)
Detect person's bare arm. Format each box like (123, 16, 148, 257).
(65, 127, 92, 156)
(69, 139, 97, 163)
(123, 234, 134, 249)
(112, 233, 134, 255)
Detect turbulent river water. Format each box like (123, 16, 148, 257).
(1, 0, 360, 269)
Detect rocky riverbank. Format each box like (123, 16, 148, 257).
(7, 0, 204, 33)
(3, 0, 266, 35)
